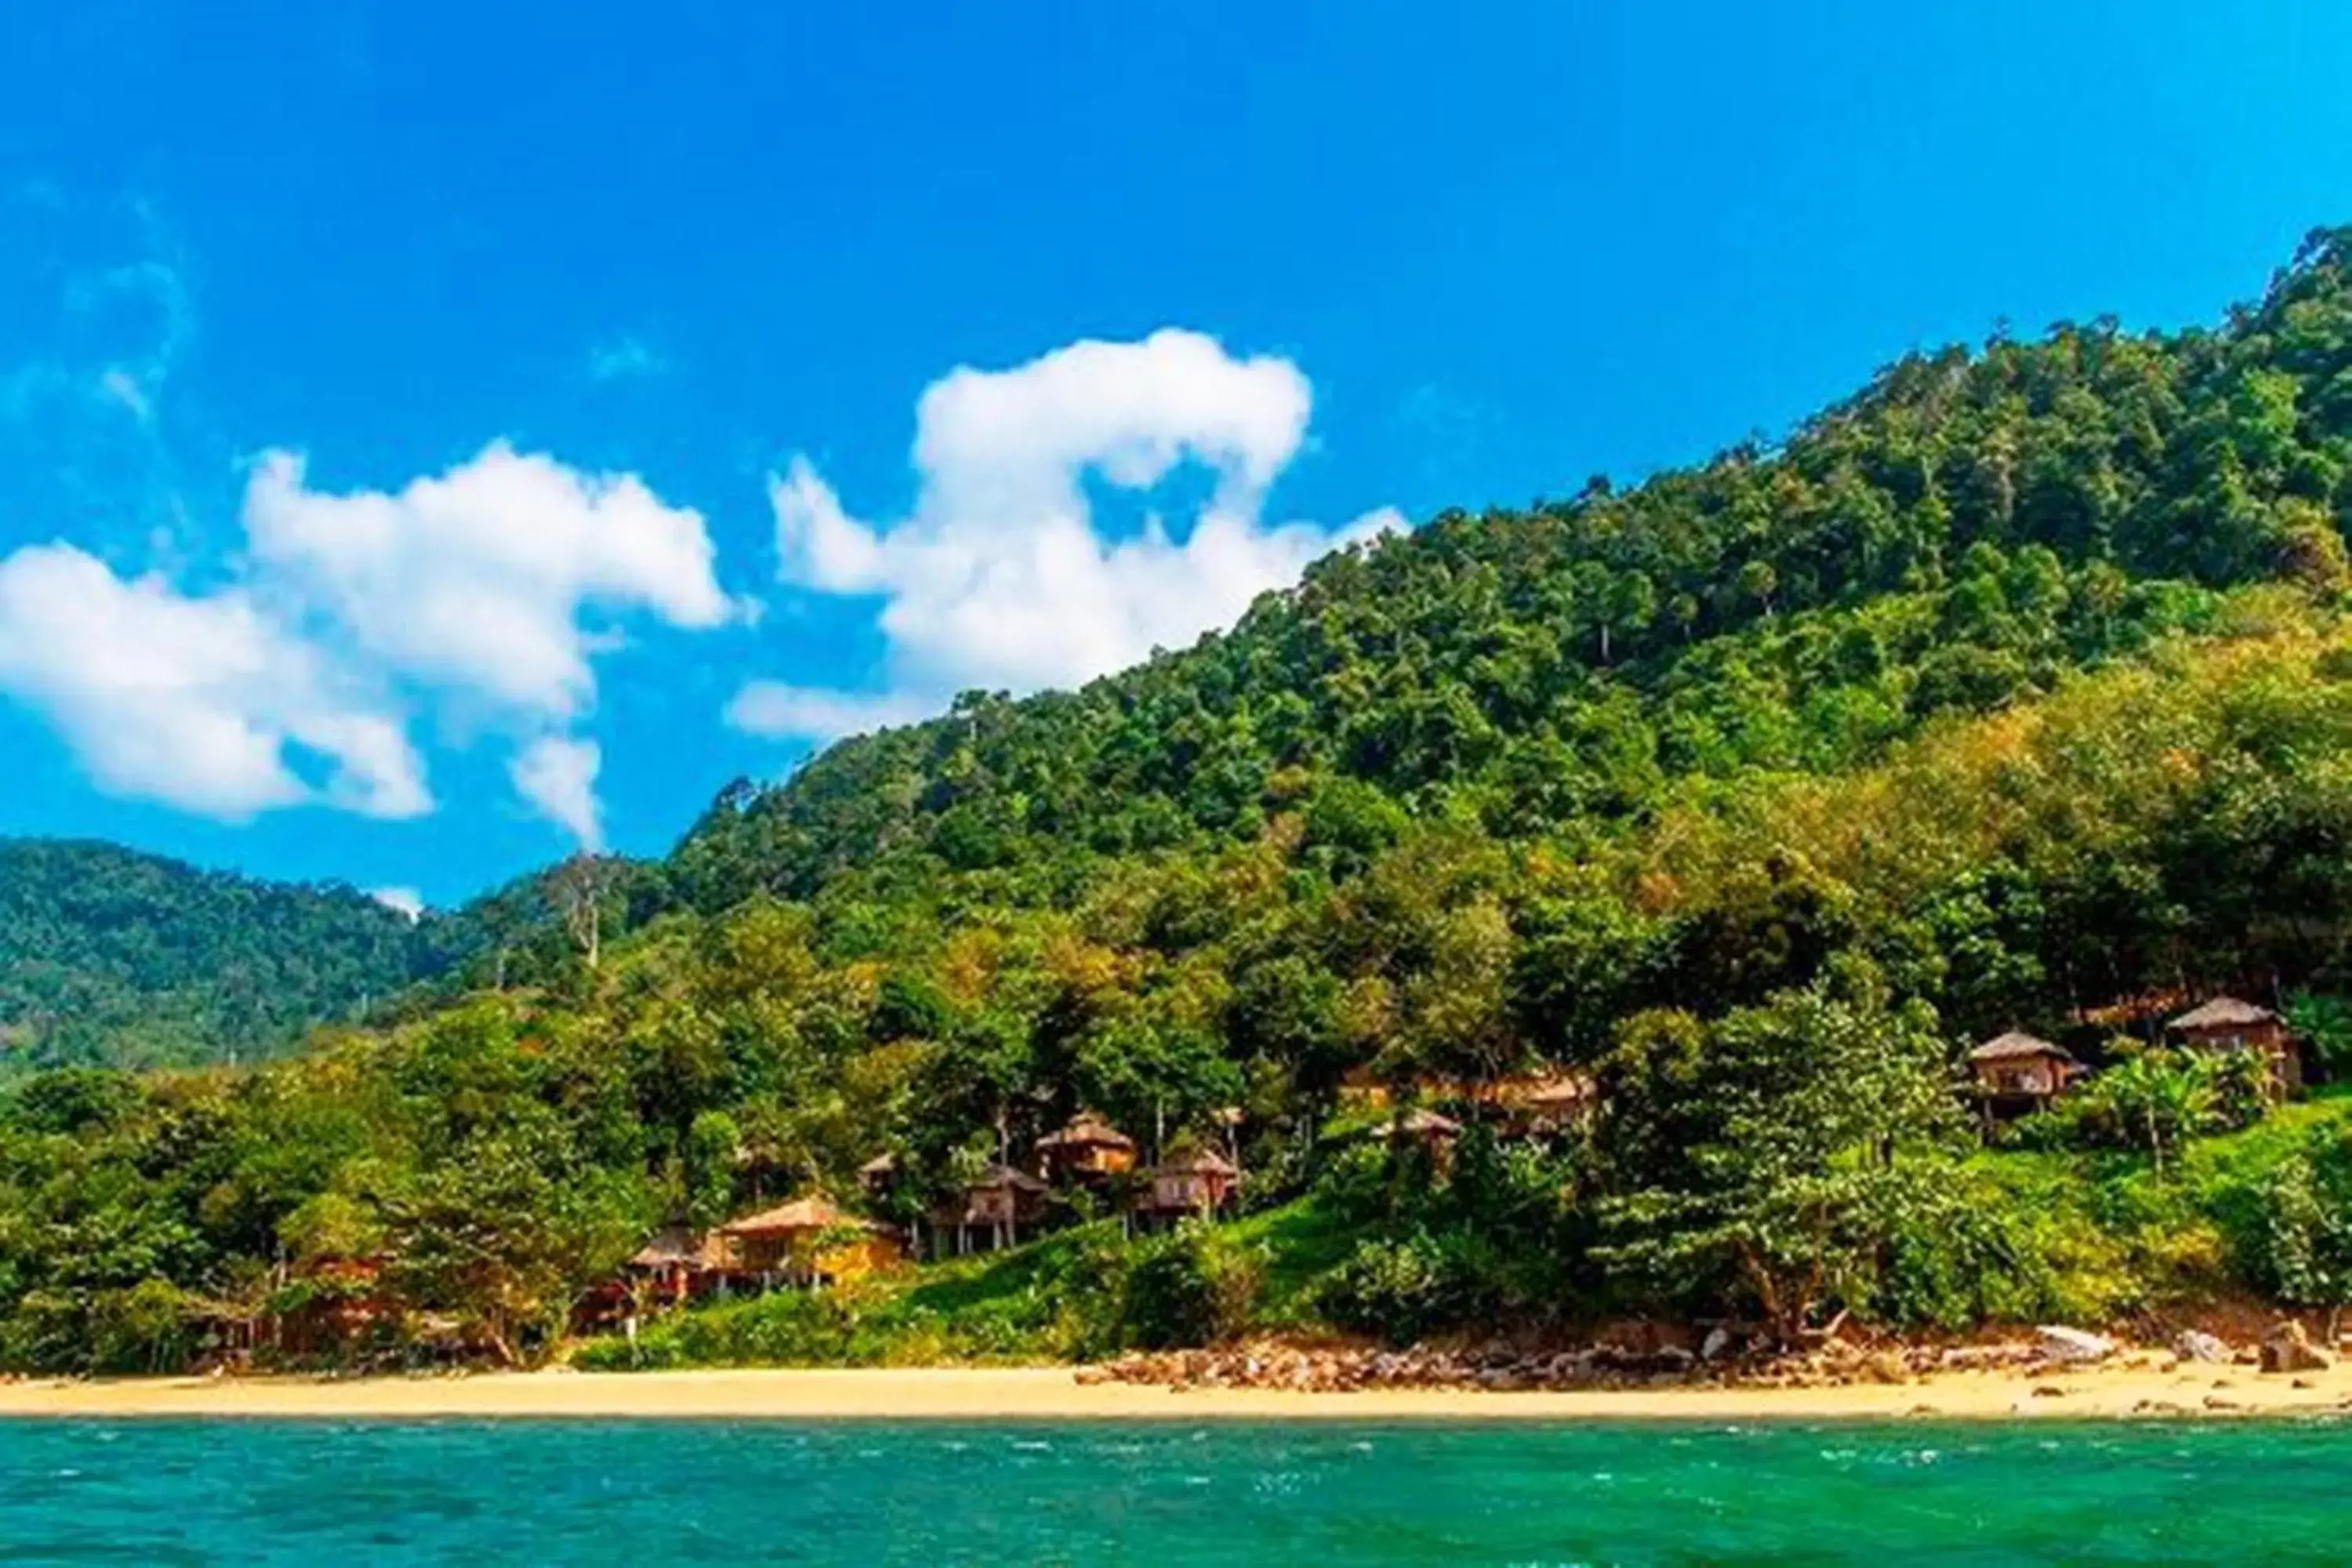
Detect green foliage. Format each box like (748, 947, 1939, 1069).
(2285, 992, 2352, 1073)
(2034, 1049, 2267, 1174)
(1596, 981, 1970, 1341)
(1120, 1224, 1265, 1350)
(0, 840, 451, 1072)
(2259, 1130, 2352, 1319)
(1314, 1229, 1506, 1346)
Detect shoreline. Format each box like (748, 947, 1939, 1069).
(2, 1361, 2349, 1422)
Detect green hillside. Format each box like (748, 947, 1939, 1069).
(672, 225, 2350, 918)
(2, 228, 2350, 1373)
(0, 840, 444, 1073)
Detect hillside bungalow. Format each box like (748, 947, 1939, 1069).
(1035, 1112, 1138, 1185)
(1135, 1145, 1241, 1228)
(572, 1224, 726, 1334)
(928, 1163, 1051, 1256)
(717, 1195, 906, 1290)
(2169, 996, 2301, 1095)
(858, 1152, 898, 1200)
(1967, 1031, 2084, 1127)
(1496, 1071, 1602, 1136)
(628, 1223, 724, 1303)
(1359, 1106, 1463, 1174)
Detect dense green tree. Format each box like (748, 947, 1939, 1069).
(1596, 982, 1969, 1342)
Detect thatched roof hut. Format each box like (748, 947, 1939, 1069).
(721, 1195, 877, 1239)
(627, 1224, 723, 1272)
(2169, 996, 2278, 1032)
(1035, 1112, 1138, 1179)
(1969, 1029, 2076, 1065)
(1965, 1031, 2083, 1125)
(2169, 996, 2299, 1094)
(1141, 1143, 1241, 1221)
(717, 1195, 902, 1284)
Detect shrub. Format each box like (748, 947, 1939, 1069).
(1312, 1227, 1506, 1345)
(2256, 1133, 2352, 1330)
(1119, 1225, 1264, 1350)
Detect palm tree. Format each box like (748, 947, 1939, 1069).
(2103, 1054, 2217, 1181)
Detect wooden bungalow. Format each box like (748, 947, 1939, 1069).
(717, 1195, 906, 1290)
(1966, 1030, 2084, 1127)
(1034, 1112, 1138, 1185)
(928, 1163, 1051, 1256)
(858, 1152, 899, 1200)
(1358, 1106, 1463, 1175)
(575, 1224, 734, 1334)
(626, 1224, 724, 1302)
(2169, 996, 2301, 1095)
(1135, 1145, 1241, 1227)
(1495, 1071, 1602, 1136)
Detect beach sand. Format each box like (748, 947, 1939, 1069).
(1, 1359, 2348, 1421)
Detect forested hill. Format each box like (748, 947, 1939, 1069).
(0, 840, 444, 1072)
(16, 229, 2352, 1062)
(670, 228, 2352, 917)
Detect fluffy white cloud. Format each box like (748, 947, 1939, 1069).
(0, 544, 429, 819)
(510, 735, 605, 851)
(0, 444, 736, 844)
(245, 442, 737, 723)
(733, 328, 1399, 742)
(368, 886, 425, 920)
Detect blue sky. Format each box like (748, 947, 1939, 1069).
(2, 1, 2347, 911)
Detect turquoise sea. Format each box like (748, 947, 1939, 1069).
(2, 1417, 2348, 1563)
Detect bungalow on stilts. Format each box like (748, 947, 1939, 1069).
(1966, 1030, 2085, 1129)
(2169, 996, 2302, 1098)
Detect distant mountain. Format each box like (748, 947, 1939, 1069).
(0, 839, 453, 1072)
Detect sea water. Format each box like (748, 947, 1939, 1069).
(1, 1417, 2347, 1564)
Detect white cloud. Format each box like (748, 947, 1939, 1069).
(510, 735, 604, 848)
(724, 681, 935, 743)
(0, 544, 429, 820)
(731, 328, 1399, 742)
(245, 442, 737, 723)
(368, 885, 425, 920)
(0, 444, 737, 845)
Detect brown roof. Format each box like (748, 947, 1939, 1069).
(1969, 1030, 2077, 1064)
(628, 1224, 713, 1269)
(1152, 1146, 1239, 1178)
(858, 1153, 898, 1177)
(1377, 1108, 1461, 1138)
(969, 1162, 1050, 1195)
(1036, 1112, 1136, 1152)
(719, 1195, 880, 1237)
(2169, 996, 2278, 1030)
(1519, 1073, 1600, 1107)
(2071, 989, 2187, 1029)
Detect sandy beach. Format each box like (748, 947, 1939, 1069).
(1, 1359, 2347, 1421)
